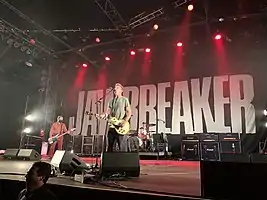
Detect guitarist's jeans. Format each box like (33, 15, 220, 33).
(48, 138, 63, 156)
(107, 128, 128, 152)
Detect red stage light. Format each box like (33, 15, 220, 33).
(105, 56, 110, 61)
(82, 63, 88, 68)
(177, 42, 183, 47)
(130, 50, 136, 55)
(145, 48, 151, 53)
(188, 4, 194, 11)
(29, 39, 35, 45)
(215, 34, 222, 40)
(95, 37, 100, 43)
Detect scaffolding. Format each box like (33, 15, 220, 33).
(94, 0, 129, 32)
(129, 8, 164, 29)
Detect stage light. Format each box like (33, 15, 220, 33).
(264, 109, 267, 116)
(95, 37, 100, 43)
(105, 56, 110, 61)
(265, 122, 267, 128)
(177, 42, 183, 47)
(23, 127, 32, 133)
(130, 50, 136, 55)
(29, 39, 35, 45)
(82, 63, 88, 68)
(25, 61, 33, 67)
(215, 34, 222, 40)
(188, 4, 194, 11)
(153, 24, 159, 30)
(25, 114, 35, 121)
(145, 48, 151, 53)
(219, 17, 224, 22)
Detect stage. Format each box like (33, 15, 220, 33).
(0, 157, 202, 199)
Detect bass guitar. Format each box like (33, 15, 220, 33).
(48, 128, 76, 144)
(85, 111, 130, 135)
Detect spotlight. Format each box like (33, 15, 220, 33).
(264, 110, 267, 116)
(153, 24, 159, 30)
(82, 63, 88, 68)
(29, 39, 35, 45)
(25, 114, 34, 121)
(177, 42, 183, 47)
(130, 50, 136, 55)
(145, 48, 151, 53)
(95, 38, 100, 43)
(215, 34, 222, 40)
(188, 4, 194, 11)
(105, 56, 110, 61)
(23, 127, 32, 134)
(219, 17, 224, 22)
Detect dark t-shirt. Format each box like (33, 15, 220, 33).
(18, 185, 58, 200)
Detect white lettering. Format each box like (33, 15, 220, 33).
(139, 85, 157, 131)
(191, 77, 216, 133)
(81, 91, 98, 136)
(213, 76, 231, 133)
(124, 86, 139, 131)
(172, 81, 194, 134)
(230, 74, 255, 133)
(75, 91, 85, 135)
(157, 82, 171, 133)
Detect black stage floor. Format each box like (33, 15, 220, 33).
(0, 158, 202, 199)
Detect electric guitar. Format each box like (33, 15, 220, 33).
(86, 111, 130, 135)
(48, 128, 76, 144)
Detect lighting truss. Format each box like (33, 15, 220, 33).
(128, 7, 164, 29)
(173, 0, 188, 8)
(24, 28, 118, 33)
(0, 0, 95, 65)
(0, 19, 53, 57)
(94, 0, 129, 32)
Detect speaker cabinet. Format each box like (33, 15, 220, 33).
(100, 152, 140, 177)
(3, 149, 19, 159)
(17, 149, 41, 161)
(250, 153, 267, 163)
(220, 153, 250, 163)
(201, 160, 267, 199)
(51, 150, 88, 175)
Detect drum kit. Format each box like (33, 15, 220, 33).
(129, 122, 156, 151)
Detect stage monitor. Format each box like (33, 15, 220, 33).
(3, 149, 19, 159)
(17, 149, 41, 161)
(100, 152, 140, 178)
(51, 150, 89, 175)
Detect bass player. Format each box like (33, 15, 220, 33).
(48, 116, 67, 157)
(100, 83, 132, 152)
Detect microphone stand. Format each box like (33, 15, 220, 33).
(93, 88, 114, 170)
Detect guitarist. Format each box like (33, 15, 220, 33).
(101, 83, 132, 152)
(48, 116, 67, 157)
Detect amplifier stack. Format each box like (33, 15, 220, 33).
(181, 133, 242, 161)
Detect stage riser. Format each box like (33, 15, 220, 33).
(201, 160, 267, 199)
(0, 179, 200, 200)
